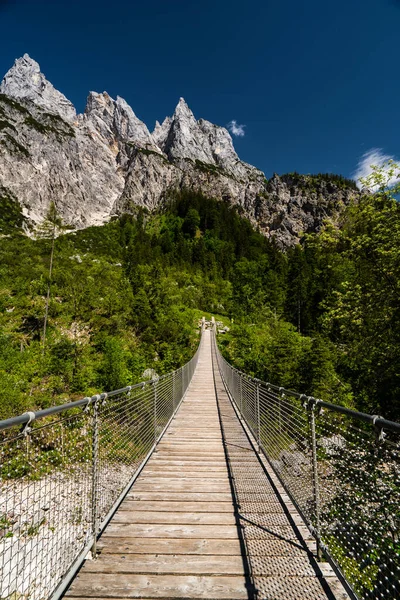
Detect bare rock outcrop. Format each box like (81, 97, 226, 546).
(0, 54, 76, 122)
(0, 88, 123, 228)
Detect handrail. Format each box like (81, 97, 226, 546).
(0, 338, 202, 433)
(216, 359, 400, 435)
(213, 326, 400, 600)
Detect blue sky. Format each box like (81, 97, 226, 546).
(0, 0, 398, 181)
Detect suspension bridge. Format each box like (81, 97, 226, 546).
(0, 321, 399, 600)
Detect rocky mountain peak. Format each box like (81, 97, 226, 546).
(83, 91, 157, 149)
(114, 95, 155, 146)
(160, 98, 216, 164)
(0, 54, 77, 122)
(154, 99, 259, 180)
(173, 97, 194, 119)
(152, 117, 172, 149)
(84, 91, 114, 119)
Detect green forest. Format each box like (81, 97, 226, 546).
(1, 168, 400, 421)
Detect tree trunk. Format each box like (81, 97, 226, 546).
(42, 228, 55, 354)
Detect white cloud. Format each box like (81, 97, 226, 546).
(353, 148, 400, 190)
(227, 120, 246, 137)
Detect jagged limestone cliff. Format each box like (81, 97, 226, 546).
(0, 54, 359, 246)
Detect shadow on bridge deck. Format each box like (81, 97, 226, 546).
(65, 330, 348, 600)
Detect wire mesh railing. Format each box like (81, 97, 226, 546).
(213, 329, 400, 600)
(0, 325, 203, 600)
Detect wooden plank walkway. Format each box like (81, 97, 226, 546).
(66, 329, 346, 600)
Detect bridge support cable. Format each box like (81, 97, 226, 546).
(0, 323, 204, 600)
(213, 327, 400, 600)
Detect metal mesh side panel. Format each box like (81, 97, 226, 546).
(0, 411, 92, 600)
(214, 330, 400, 600)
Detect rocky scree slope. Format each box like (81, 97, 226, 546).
(0, 54, 359, 247)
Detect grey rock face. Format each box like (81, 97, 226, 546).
(197, 118, 258, 179)
(0, 54, 76, 122)
(255, 173, 357, 247)
(116, 148, 179, 214)
(161, 98, 214, 164)
(83, 92, 158, 150)
(0, 91, 124, 229)
(0, 54, 359, 246)
(152, 117, 172, 149)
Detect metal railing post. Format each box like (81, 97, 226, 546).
(154, 379, 158, 447)
(256, 382, 261, 452)
(91, 396, 100, 558)
(239, 375, 243, 415)
(172, 370, 176, 415)
(310, 403, 322, 560)
(278, 389, 283, 434)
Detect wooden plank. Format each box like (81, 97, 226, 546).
(165, 432, 222, 436)
(163, 434, 222, 442)
(159, 437, 221, 441)
(161, 441, 222, 444)
(112, 512, 235, 525)
(156, 447, 225, 452)
(157, 443, 224, 448)
(126, 491, 233, 501)
(149, 459, 228, 465)
(82, 554, 245, 575)
(142, 465, 228, 472)
(161, 433, 222, 436)
(165, 431, 222, 435)
(66, 573, 248, 599)
(173, 416, 218, 420)
(155, 449, 225, 454)
(148, 463, 228, 469)
(133, 482, 231, 492)
(97, 538, 242, 555)
(134, 476, 230, 484)
(137, 474, 229, 481)
(156, 433, 221, 436)
(165, 426, 222, 430)
(154, 453, 226, 459)
(144, 462, 227, 468)
(119, 501, 234, 512)
(139, 471, 228, 478)
(102, 523, 239, 538)
(159, 436, 222, 440)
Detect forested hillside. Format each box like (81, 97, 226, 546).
(1, 176, 400, 421)
(221, 168, 400, 421)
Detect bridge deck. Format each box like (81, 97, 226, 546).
(66, 330, 344, 600)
